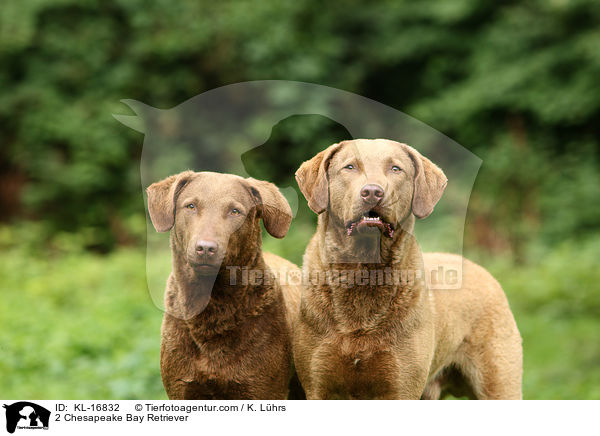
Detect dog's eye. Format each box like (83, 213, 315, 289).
(231, 208, 241, 216)
(391, 166, 402, 172)
(185, 203, 195, 209)
(343, 164, 355, 170)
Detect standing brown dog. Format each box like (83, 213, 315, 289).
(147, 171, 302, 399)
(294, 139, 522, 399)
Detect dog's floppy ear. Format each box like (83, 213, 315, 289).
(295, 143, 343, 214)
(146, 171, 196, 232)
(246, 178, 292, 239)
(402, 144, 448, 219)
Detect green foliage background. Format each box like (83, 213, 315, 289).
(0, 0, 599, 399)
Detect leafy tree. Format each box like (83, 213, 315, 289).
(0, 0, 598, 252)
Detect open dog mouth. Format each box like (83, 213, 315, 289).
(345, 210, 395, 238)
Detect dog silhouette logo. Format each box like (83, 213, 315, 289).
(2, 402, 50, 434)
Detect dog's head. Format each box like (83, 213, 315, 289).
(146, 171, 292, 274)
(296, 139, 447, 238)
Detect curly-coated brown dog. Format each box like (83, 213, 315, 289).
(147, 171, 302, 400)
(294, 139, 522, 399)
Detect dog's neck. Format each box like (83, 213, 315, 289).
(314, 212, 425, 332)
(166, 242, 276, 340)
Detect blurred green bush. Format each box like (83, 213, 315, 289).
(1, 0, 599, 251)
(0, 0, 599, 400)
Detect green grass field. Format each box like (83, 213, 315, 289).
(1, 226, 598, 399)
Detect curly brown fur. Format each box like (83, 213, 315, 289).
(147, 171, 302, 400)
(294, 139, 522, 400)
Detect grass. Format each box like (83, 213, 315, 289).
(0, 224, 598, 399)
(0, 245, 166, 399)
(482, 239, 600, 400)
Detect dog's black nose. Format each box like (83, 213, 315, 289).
(360, 184, 384, 204)
(195, 240, 218, 257)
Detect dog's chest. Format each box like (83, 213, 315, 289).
(176, 373, 251, 400)
(313, 335, 401, 399)
(173, 344, 262, 400)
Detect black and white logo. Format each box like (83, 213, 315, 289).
(2, 402, 50, 434)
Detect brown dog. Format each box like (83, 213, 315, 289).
(294, 139, 522, 399)
(146, 171, 302, 399)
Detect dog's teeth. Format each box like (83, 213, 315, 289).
(361, 216, 383, 222)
